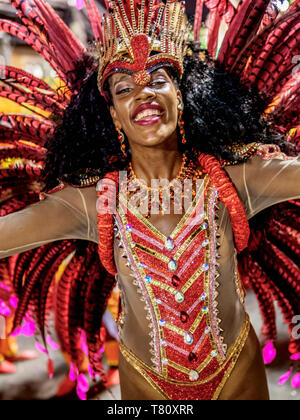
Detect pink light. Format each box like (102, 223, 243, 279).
(0, 300, 11, 316)
(80, 339, 89, 356)
(76, 0, 84, 9)
(20, 320, 36, 337)
(291, 373, 300, 389)
(46, 335, 60, 351)
(88, 364, 96, 379)
(278, 368, 293, 386)
(290, 353, 300, 361)
(263, 342, 277, 365)
(10, 327, 21, 337)
(77, 374, 89, 393)
(35, 342, 47, 354)
(9, 295, 18, 309)
(69, 363, 77, 381)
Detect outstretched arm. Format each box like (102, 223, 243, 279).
(0, 185, 99, 259)
(227, 153, 300, 219)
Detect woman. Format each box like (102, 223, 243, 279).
(0, 0, 299, 400)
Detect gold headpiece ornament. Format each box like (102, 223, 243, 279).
(97, 0, 189, 99)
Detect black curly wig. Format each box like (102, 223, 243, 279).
(42, 45, 291, 191)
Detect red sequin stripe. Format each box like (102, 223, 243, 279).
(97, 171, 119, 276)
(39, 183, 67, 201)
(198, 153, 250, 253)
(144, 358, 233, 400)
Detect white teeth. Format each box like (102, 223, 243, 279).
(134, 109, 162, 121)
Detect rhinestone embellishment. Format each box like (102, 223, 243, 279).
(202, 264, 209, 271)
(188, 352, 198, 362)
(159, 319, 166, 327)
(189, 370, 199, 381)
(180, 311, 189, 323)
(168, 258, 177, 272)
(144, 276, 152, 284)
(171, 275, 181, 288)
(162, 358, 168, 365)
(202, 239, 209, 247)
(184, 332, 194, 345)
(165, 237, 174, 251)
(175, 291, 185, 303)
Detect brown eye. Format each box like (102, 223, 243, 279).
(115, 83, 133, 95)
(150, 78, 167, 87)
(116, 87, 132, 95)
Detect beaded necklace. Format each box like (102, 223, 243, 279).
(97, 153, 250, 277)
(127, 154, 203, 218)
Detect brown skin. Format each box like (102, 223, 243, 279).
(109, 68, 191, 237)
(109, 68, 184, 186)
(108, 69, 270, 400)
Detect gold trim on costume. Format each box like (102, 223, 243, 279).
(212, 315, 250, 400)
(134, 224, 205, 263)
(180, 265, 205, 294)
(150, 279, 177, 295)
(190, 311, 205, 335)
(165, 322, 187, 337)
(116, 174, 247, 398)
(119, 315, 250, 392)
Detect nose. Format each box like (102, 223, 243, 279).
(135, 84, 156, 101)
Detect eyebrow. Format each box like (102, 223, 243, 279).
(113, 75, 131, 87)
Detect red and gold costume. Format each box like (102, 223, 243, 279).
(0, 0, 299, 399)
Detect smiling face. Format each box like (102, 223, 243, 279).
(109, 68, 183, 151)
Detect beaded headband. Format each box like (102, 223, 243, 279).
(97, 0, 189, 99)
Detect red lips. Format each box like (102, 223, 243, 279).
(132, 103, 164, 120)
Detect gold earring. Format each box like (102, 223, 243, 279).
(116, 127, 127, 157)
(178, 110, 187, 145)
